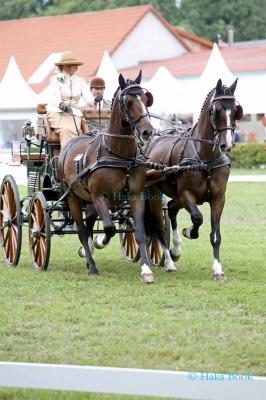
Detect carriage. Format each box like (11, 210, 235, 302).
(0, 104, 171, 272)
(1, 75, 242, 282)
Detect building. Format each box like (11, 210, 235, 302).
(0, 5, 265, 143)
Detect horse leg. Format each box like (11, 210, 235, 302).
(78, 205, 98, 258)
(210, 196, 226, 281)
(130, 199, 154, 283)
(181, 194, 203, 240)
(68, 196, 99, 275)
(168, 199, 182, 261)
(148, 199, 176, 272)
(91, 195, 116, 249)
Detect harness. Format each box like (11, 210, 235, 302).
(58, 84, 161, 199)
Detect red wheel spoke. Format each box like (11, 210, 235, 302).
(2, 192, 9, 212)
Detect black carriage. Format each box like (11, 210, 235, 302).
(0, 108, 171, 272)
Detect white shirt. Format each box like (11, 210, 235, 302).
(46, 71, 92, 116)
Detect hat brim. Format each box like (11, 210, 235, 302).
(55, 60, 83, 66)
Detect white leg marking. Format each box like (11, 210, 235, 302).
(94, 234, 107, 249)
(183, 226, 193, 239)
(78, 237, 95, 258)
(140, 263, 154, 283)
(170, 228, 182, 257)
(213, 258, 223, 275)
(141, 263, 153, 275)
(163, 248, 177, 272)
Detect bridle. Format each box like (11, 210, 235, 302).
(119, 84, 151, 133)
(208, 94, 237, 139)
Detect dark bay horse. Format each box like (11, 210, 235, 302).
(58, 71, 157, 283)
(145, 79, 243, 280)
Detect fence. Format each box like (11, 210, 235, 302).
(0, 362, 266, 399)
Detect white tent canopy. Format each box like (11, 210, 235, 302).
(146, 66, 181, 115)
(193, 43, 235, 121)
(0, 56, 38, 109)
(96, 50, 119, 101)
(28, 52, 63, 84)
(235, 74, 266, 115)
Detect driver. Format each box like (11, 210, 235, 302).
(46, 51, 91, 147)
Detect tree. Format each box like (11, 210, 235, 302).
(175, 0, 266, 42)
(0, 0, 265, 42)
(0, 0, 54, 20)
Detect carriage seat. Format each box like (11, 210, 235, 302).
(36, 104, 88, 144)
(37, 104, 60, 144)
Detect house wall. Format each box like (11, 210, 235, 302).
(112, 12, 187, 69)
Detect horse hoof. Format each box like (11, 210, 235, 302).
(165, 266, 177, 273)
(88, 267, 99, 275)
(140, 272, 154, 284)
(93, 236, 105, 249)
(169, 249, 181, 262)
(213, 273, 226, 282)
(78, 247, 86, 258)
(182, 228, 198, 239)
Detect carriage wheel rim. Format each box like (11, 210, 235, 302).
(29, 194, 50, 271)
(0, 178, 21, 266)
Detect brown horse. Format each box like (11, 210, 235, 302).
(58, 71, 157, 283)
(144, 78, 243, 280)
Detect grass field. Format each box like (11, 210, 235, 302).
(0, 182, 266, 400)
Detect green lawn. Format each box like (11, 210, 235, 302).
(0, 182, 266, 400)
(230, 167, 266, 175)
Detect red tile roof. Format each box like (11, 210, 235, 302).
(120, 42, 266, 79)
(174, 27, 213, 50)
(0, 4, 190, 88)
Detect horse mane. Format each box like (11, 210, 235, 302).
(111, 86, 121, 111)
(197, 88, 215, 122)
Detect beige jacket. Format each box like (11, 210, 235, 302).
(46, 71, 91, 116)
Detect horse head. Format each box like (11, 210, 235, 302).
(208, 78, 243, 152)
(111, 70, 154, 140)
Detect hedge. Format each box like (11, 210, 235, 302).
(229, 143, 266, 168)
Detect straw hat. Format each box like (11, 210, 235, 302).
(55, 51, 83, 66)
(90, 77, 105, 88)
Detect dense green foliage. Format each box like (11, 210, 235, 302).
(0, 0, 265, 42)
(230, 144, 266, 168)
(175, 0, 266, 42)
(0, 182, 266, 400)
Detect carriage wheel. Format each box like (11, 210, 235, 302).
(0, 175, 22, 266)
(119, 222, 140, 262)
(28, 192, 51, 271)
(147, 203, 171, 266)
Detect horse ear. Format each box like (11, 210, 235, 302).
(229, 78, 238, 94)
(135, 70, 142, 84)
(215, 79, 223, 94)
(119, 74, 126, 90)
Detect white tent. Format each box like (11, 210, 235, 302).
(96, 50, 119, 100)
(193, 43, 235, 121)
(28, 52, 63, 84)
(235, 74, 266, 115)
(0, 56, 38, 109)
(146, 66, 181, 115)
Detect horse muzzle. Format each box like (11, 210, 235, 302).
(142, 127, 155, 140)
